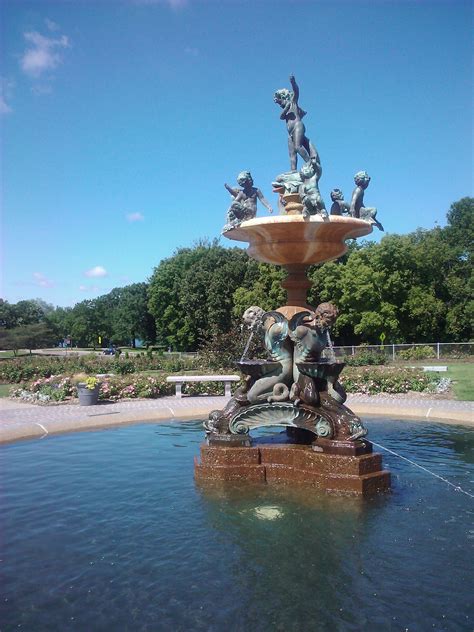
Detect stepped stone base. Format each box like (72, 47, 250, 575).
(194, 442, 390, 497)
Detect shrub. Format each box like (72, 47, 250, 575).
(10, 373, 175, 403)
(340, 367, 434, 394)
(198, 324, 266, 371)
(181, 381, 230, 396)
(440, 348, 472, 360)
(99, 375, 174, 400)
(0, 352, 201, 384)
(398, 345, 436, 360)
(344, 350, 387, 366)
(10, 375, 75, 403)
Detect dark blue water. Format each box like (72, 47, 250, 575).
(1, 419, 473, 632)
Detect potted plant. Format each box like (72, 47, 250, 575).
(75, 375, 100, 406)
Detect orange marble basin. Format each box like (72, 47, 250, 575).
(223, 215, 373, 266)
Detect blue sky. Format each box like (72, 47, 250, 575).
(1, 0, 472, 308)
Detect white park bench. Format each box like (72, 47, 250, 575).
(166, 374, 240, 398)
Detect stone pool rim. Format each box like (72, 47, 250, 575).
(0, 394, 472, 445)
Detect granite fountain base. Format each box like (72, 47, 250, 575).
(195, 438, 390, 497)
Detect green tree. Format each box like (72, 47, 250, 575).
(148, 240, 249, 350)
(0, 299, 16, 328)
(306, 200, 473, 344)
(46, 307, 73, 341)
(443, 197, 473, 260)
(7, 299, 53, 327)
(441, 198, 473, 340)
(0, 323, 56, 355)
(68, 300, 100, 347)
(111, 283, 156, 346)
(232, 262, 286, 318)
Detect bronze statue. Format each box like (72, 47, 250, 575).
(289, 304, 346, 406)
(330, 189, 350, 216)
(223, 171, 273, 232)
(272, 170, 302, 195)
(300, 156, 327, 218)
(206, 303, 366, 443)
(274, 75, 317, 171)
(243, 308, 293, 404)
(350, 171, 384, 231)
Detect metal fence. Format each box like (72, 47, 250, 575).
(331, 342, 473, 361)
(168, 343, 472, 362)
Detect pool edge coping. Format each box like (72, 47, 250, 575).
(0, 398, 472, 445)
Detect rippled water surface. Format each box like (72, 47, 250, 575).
(1, 419, 473, 632)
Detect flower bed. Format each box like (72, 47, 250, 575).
(0, 354, 201, 384)
(10, 375, 75, 404)
(8, 366, 447, 404)
(340, 367, 437, 394)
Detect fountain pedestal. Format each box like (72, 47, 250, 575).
(195, 443, 391, 496)
(195, 215, 391, 496)
(225, 214, 372, 318)
(195, 176, 390, 495)
(278, 264, 313, 319)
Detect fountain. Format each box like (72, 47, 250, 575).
(195, 75, 390, 496)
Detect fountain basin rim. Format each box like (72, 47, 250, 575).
(224, 214, 372, 230)
(236, 360, 282, 377)
(223, 215, 373, 266)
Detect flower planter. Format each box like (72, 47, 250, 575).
(77, 384, 100, 406)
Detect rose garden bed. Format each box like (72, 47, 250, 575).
(7, 366, 450, 404)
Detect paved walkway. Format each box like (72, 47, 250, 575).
(0, 394, 471, 444)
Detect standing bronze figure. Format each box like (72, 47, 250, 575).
(274, 75, 316, 170)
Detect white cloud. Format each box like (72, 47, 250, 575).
(0, 96, 12, 115)
(79, 284, 100, 293)
(45, 18, 60, 32)
(126, 212, 144, 222)
(0, 78, 13, 114)
(20, 30, 70, 78)
(33, 272, 54, 288)
(84, 266, 108, 278)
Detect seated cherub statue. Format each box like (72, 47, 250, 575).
(350, 171, 384, 231)
(330, 189, 350, 216)
(223, 171, 273, 232)
(299, 156, 327, 218)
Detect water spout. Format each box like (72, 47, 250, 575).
(240, 314, 264, 363)
(240, 328, 255, 363)
(325, 329, 336, 362)
(371, 440, 474, 499)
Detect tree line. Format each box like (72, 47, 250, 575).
(1, 198, 472, 353)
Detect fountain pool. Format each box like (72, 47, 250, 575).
(1, 419, 473, 631)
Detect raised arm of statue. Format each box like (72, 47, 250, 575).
(225, 183, 239, 198)
(257, 189, 274, 214)
(289, 75, 299, 102)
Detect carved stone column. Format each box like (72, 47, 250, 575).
(278, 264, 314, 319)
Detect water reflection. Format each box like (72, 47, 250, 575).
(196, 478, 385, 630)
(0, 418, 472, 632)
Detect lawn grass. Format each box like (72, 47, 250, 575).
(0, 350, 31, 359)
(393, 359, 473, 401)
(444, 363, 474, 401)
